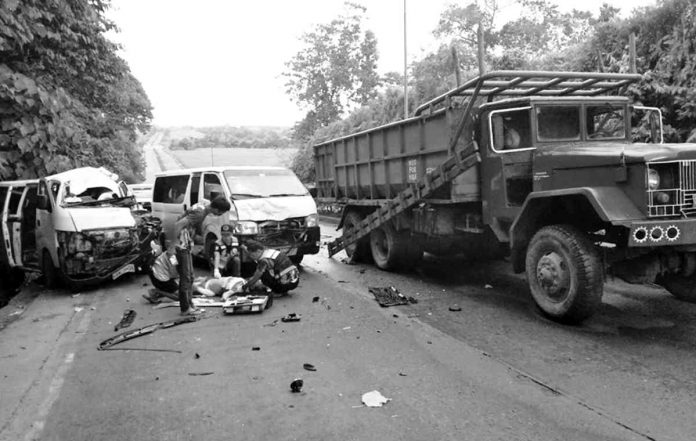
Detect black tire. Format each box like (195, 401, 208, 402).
(205, 234, 217, 270)
(289, 253, 304, 266)
(525, 224, 603, 324)
(343, 211, 372, 263)
(657, 274, 696, 302)
(370, 222, 410, 271)
(41, 250, 59, 289)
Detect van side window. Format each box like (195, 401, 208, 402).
(203, 174, 223, 201)
(190, 175, 201, 205)
(8, 187, 24, 215)
(153, 175, 189, 204)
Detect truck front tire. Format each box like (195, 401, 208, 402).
(526, 224, 603, 324)
(343, 211, 372, 263)
(656, 274, 696, 303)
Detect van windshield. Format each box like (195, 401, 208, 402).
(224, 169, 308, 199)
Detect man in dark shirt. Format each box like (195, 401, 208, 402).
(174, 196, 231, 315)
(242, 240, 299, 295)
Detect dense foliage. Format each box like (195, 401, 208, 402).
(287, 0, 696, 182)
(168, 126, 292, 151)
(0, 0, 152, 183)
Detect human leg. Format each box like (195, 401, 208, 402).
(176, 247, 194, 313)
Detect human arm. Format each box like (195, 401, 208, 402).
(243, 259, 268, 290)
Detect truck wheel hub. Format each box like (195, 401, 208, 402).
(536, 252, 569, 300)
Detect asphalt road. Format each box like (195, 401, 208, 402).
(1, 220, 694, 441)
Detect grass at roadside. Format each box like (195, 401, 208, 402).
(171, 147, 297, 168)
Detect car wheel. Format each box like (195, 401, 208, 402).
(526, 224, 603, 324)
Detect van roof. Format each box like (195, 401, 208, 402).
(0, 179, 39, 187)
(154, 166, 290, 178)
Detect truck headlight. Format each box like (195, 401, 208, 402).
(305, 213, 318, 227)
(648, 168, 660, 190)
(234, 221, 258, 235)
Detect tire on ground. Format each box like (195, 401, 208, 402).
(525, 224, 603, 324)
(657, 273, 696, 303)
(370, 222, 410, 271)
(343, 210, 372, 263)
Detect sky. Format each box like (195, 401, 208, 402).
(107, 0, 658, 128)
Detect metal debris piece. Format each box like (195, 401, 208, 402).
(114, 309, 137, 331)
(252, 346, 261, 351)
(290, 378, 303, 393)
(369, 286, 408, 307)
(281, 313, 301, 322)
(188, 372, 214, 376)
(361, 390, 391, 407)
(303, 363, 317, 371)
(98, 316, 197, 350)
(449, 304, 462, 312)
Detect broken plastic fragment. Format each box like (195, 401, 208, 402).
(484, 284, 493, 289)
(281, 313, 301, 322)
(361, 390, 391, 407)
(303, 363, 316, 371)
(290, 378, 303, 393)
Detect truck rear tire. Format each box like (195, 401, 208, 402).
(657, 274, 696, 303)
(525, 224, 603, 324)
(370, 223, 409, 271)
(343, 211, 372, 263)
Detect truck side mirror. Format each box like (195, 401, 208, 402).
(649, 112, 660, 144)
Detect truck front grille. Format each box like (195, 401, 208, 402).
(648, 160, 696, 217)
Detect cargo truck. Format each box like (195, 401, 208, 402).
(315, 71, 696, 323)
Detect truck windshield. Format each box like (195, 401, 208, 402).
(586, 105, 626, 139)
(536, 105, 581, 141)
(224, 169, 308, 198)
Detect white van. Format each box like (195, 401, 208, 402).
(0, 167, 143, 290)
(151, 166, 320, 264)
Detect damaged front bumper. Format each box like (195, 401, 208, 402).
(240, 226, 321, 256)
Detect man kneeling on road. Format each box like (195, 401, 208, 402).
(143, 241, 180, 304)
(241, 240, 299, 296)
(175, 196, 231, 316)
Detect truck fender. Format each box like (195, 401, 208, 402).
(509, 187, 637, 272)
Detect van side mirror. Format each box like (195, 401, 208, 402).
(308, 187, 318, 198)
(37, 194, 51, 212)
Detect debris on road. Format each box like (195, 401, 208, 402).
(71, 293, 81, 298)
(312, 296, 320, 303)
(369, 286, 408, 307)
(281, 313, 301, 322)
(290, 378, 303, 393)
(263, 319, 279, 327)
(303, 363, 317, 371)
(449, 304, 462, 312)
(195, 353, 200, 359)
(361, 390, 391, 407)
(408, 296, 418, 304)
(484, 284, 493, 289)
(188, 372, 214, 376)
(74, 307, 83, 312)
(398, 372, 407, 376)
(252, 346, 261, 351)
(114, 309, 137, 331)
(222, 295, 269, 314)
(98, 316, 197, 350)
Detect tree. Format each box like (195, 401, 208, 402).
(0, 0, 152, 181)
(284, 2, 380, 138)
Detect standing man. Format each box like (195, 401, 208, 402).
(174, 196, 231, 316)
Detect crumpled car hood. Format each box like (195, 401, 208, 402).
(67, 207, 136, 231)
(233, 196, 317, 221)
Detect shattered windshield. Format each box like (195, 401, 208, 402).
(224, 169, 308, 199)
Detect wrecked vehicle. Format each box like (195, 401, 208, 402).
(151, 166, 320, 266)
(1, 167, 153, 290)
(317, 70, 696, 323)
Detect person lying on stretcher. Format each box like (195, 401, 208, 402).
(193, 276, 246, 301)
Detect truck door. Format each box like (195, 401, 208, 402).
(481, 107, 534, 232)
(20, 184, 38, 265)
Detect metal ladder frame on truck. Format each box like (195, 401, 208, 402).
(323, 70, 640, 257)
